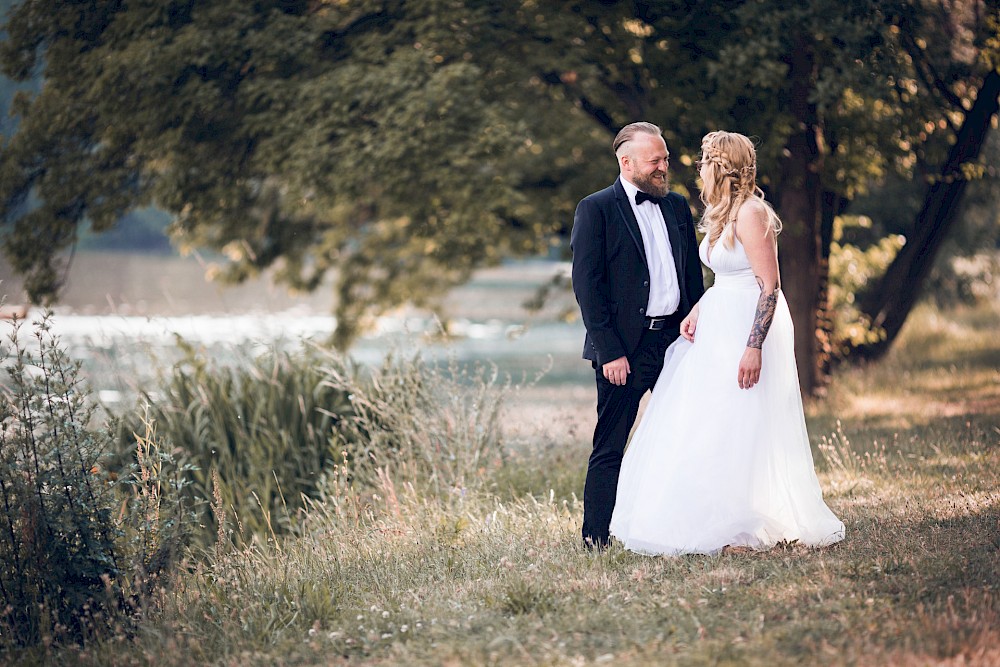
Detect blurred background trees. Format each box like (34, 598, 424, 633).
(1, 0, 998, 393)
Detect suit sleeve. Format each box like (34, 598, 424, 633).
(571, 197, 627, 365)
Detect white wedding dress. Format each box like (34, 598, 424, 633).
(609, 235, 845, 555)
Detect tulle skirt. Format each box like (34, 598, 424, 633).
(609, 274, 845, 555)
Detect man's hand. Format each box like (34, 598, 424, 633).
(738, 347, 762, 389)
(602, 356, 631, 386)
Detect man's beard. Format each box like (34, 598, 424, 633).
(634, 170, 669, 197)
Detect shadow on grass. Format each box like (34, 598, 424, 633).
(882, 345, 1000, 375)
(809, 412, 1000, 467)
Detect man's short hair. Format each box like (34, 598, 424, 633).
(613, 122, 662, 156)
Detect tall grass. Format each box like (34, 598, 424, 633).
(7, 303, 1000, 665)
(113, 340, 354, 546)
(112, 343, 510, 548)
(72, 416, 1000, 666)
(319, 353, 509, 498)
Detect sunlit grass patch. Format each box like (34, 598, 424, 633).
(820, 302, 1000, 428)
(15, 302, 1000, 666)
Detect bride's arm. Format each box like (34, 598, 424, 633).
(735, 201, 780, 389)
(680, 302, 700, 342)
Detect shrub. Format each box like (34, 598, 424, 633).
(0, 313, 192, 650)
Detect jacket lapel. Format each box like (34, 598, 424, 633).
(612, 178, 648, 269)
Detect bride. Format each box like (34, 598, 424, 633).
(609, 131, 845, 555)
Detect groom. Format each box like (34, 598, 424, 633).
(571, 121, 705, 549)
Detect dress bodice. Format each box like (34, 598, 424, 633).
(699, 235, 757, 289)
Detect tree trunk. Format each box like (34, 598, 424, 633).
(816, 190, 848, 378)
(854, 69, 1000, 359)
(776, 40, 826, 396)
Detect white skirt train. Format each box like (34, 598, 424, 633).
(609, 268, 845, 555)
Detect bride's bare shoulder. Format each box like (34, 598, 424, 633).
(736, 198, 769, 223)
(735, 199, 771, 240)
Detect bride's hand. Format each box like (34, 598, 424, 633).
(738, 347, 762, 389)
(680, 304, 699, 342)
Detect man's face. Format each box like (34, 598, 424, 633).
(623, 133, 670, 197)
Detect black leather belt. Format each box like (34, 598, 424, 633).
(645, 312, 682, 331)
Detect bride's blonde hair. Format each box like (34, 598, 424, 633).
(698, 131, 781, 248)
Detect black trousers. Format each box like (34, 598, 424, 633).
(582, 324, 680, 546)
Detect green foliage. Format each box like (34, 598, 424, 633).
(0, 314, 120, 646)
(0, 0, 996, 366)
(0, 313, 194, 650)
(701, 0, 911, 196)
(843, 130, 1000, 310)
(112, 341, 510, 547)
(113, 341, 355, 547)
(0, 0, 595, 344)
(921, 131, 1000, 306)
(0, 0, 40, 139)
(828, 215, 906, 352)
(0, 307, 512, 653)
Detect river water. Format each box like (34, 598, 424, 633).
(1, 252, 595, 414)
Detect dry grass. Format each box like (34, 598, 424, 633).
(16, 303, 1000, 666)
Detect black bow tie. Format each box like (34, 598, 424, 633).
(635, 191, 662, 206)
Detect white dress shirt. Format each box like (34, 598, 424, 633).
(620, 177, 681, 317)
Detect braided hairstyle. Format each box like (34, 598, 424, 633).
(697, 131, 781, 249)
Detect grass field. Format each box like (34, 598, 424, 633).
(23, 303, 1000, 666)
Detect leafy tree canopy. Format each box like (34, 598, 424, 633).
(1, 0, 997, 354)
(0, 0, 604, 343)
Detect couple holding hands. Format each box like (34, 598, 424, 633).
(571, 122, 845, 555)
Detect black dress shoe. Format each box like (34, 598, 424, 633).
(583, 535, 610, 551)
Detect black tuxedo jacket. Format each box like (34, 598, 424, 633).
(571, 178, 705, 366)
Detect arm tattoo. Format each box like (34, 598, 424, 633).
(747, 277, 779, 349)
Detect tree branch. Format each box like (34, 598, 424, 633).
(854, 68, 1000, 359)
(891, 12, 967, 114)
